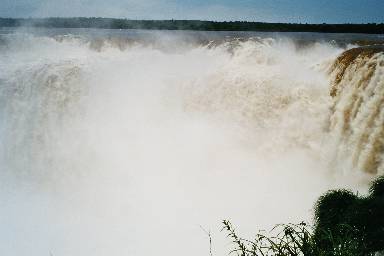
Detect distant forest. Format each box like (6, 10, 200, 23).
(1, 18, 383, 34)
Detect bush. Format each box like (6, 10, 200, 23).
(223, 176, 384, 256)
(314, 176, 384, 254)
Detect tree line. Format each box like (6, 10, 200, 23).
(0, 17, 383, 34)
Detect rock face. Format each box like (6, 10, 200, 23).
(329, 46, 384, 174)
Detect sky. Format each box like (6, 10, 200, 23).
(1, 0, 383, 24)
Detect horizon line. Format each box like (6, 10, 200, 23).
(1, 17, 384, 26)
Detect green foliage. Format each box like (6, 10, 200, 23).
(222, 220, 370, 256)
(369, 176, 384, 197)
(0, 17, 383, 34)
(314, 176, 384, 254)
(223, 176, 384, 256)
(314, 190, 359, 243)
(223, 220, 316, 256)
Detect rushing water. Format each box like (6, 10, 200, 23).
(0, 28, 382, 256)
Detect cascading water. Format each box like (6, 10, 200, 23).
(0, 29, 382, 256)
(329, 46, 384, 174)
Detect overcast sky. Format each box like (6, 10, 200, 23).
(1, 0, 383, 23)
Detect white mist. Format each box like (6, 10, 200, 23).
(0, 32, 374, 256)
